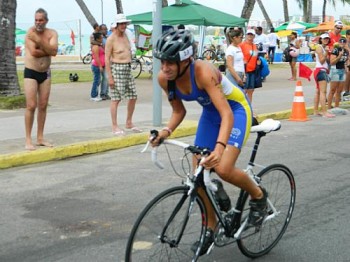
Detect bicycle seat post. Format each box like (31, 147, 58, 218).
(248, 132, 266, 166)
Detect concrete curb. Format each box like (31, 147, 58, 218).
(1, 102, 349, 169)
(0, 120, 197, 169)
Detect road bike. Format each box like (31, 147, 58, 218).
(125, 118, 296, 261)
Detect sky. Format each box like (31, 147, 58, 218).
(16, 0, 350, 34)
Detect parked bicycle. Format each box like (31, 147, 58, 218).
(125, 118, 296, 261)
(82, 50, 92, 64)
(131, 51, 153, 79)
(201, 44, 226, 63)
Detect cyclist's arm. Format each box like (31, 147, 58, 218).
(156, 72, 186, 140)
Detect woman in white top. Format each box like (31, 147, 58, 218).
(313, 33, 335, 118)
(225, 29, 245, 87)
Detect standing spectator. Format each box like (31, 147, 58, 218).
(105, 14, 141, 135)
(328, 37, 349, 109)
(288, 31, 302, 81)
(24, 8, 58, 150)
(329, 20, 343, 49)
(225, 28, 245, 87)
(99, 24, 110, 100)
(90, 23, 100, 46)
(267, 27, 280, 64)
(254, 26, 269, 59)
(240, 29, 259, 103)
(254, 27, 269, 81)
(342, 29, 350, 99)
(90, 32, 104, 102)
(313, 33, 335, 118)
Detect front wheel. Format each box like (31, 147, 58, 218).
(237, 164, 296, 258)
(125, 186, 207, 262)
(131, 59, 142, 79)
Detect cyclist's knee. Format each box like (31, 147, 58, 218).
(215, 165, 233, 181)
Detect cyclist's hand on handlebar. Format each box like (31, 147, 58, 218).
(149, 130, 169, 147)
(201, 150, 222, 169)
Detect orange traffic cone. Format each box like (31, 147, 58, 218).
(289, 80, 310, 122)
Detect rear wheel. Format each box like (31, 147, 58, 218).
(125, 186, 207, 262)
(131, 59, 142, 79)
(237, 164, 296, 258)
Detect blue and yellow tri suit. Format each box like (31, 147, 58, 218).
(175, 62, 252, 151)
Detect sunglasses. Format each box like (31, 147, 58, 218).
(336, 27, 343, 30)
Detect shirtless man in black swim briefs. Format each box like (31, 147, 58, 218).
(24, 8, 58, 150)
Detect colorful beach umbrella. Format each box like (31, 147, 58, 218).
(303, 21, 350, 33)
(275, 21, 317, 32)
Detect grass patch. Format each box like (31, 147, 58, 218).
(0, 94, 26, 109)
(17, 69, 93, 88)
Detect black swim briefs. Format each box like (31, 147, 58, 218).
(24, 67, 51, 84)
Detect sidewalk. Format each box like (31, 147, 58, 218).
(0, 65, 345, 169)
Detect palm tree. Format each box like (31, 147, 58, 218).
(241, 0, 256, 20)
(256, 0, 273, 28)
(115, 0, 124, 14)
(75, 0, 98, 27)
(295, 0, 312, 22)
(322, 0, 350, 22)
(0, 0, 20, 96)
(282, 0, 289, 22)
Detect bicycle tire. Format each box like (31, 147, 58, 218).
(125, 186, 207, 262)
(201, 50, 216, 62)
(82, 54, 92, 64)
(237, 164, 296, 258)
(131, 59, 142, 79)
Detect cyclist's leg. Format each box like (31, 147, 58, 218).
(210, 107, 267, 225)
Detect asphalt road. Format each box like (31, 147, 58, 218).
(1, 115, 349, 262)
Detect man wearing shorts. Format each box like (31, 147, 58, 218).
(105, 14, 141, 135)
(24, 8, 58, 150)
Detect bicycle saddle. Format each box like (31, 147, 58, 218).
(250, 119, 281, 133)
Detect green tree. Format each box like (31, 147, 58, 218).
(0, 0, 20, 96)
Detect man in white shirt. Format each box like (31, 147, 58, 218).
(254, 26, 269, 59)
(267, 27, 280, 64)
